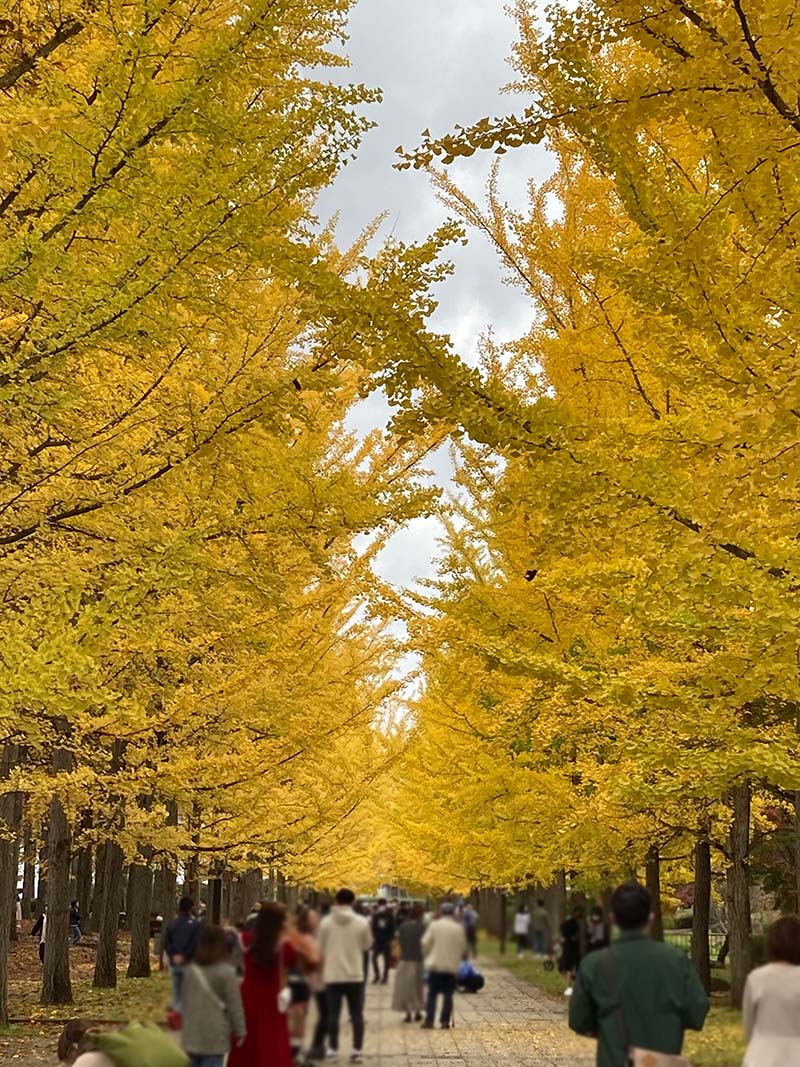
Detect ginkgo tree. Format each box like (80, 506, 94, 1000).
(385, 0, 800, 1007)
(0, 0, 462, 1019)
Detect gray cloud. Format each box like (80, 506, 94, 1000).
(321, 0, 553, 589)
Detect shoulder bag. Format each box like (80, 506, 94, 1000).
(188, 963, 227, 1013)
(601, 948, 692, 1067)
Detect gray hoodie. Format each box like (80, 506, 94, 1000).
(319, 906, 373, 984)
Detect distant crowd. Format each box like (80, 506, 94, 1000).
(57, 891, 484, 1067)
(51, 880, 800, 1067)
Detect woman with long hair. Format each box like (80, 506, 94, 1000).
(227, 902, 297, 1067)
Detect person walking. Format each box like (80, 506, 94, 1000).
(300, 907, 328, 1062)
(319, 888, 373, 1063)
(559, 905, 584, 996)
(69, 900, 83, 946)
(392, 903, 425, 1023)
(586, 905, 610, 953)
(369, 899, 395, 984)
(181, 924, 246, 1067)
(228, 902, 299, 1067)
(461, 903, 478, 957)
(421, 902, 467, 1030)
(569, 881, 709, 1067)
(742, 914, 800, 1066)
(286, 904, 322, 1063)
(530, 899, 550, 959)
(164, 896, 200, 1012)
(513, 903, 531, 958)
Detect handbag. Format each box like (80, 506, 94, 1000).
(277, 950, 292, 1014)
(601, 948, 693, 1067)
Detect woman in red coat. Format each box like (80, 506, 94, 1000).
(228, 902, 295, 1067)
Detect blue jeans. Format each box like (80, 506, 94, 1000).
(532, 929, 549, 955)
(189, 1057, 224, 1067)
(170, 964, 185, 1011)
(70, 924, 82, 945)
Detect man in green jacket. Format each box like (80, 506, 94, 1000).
(568, 881, 709, 1067)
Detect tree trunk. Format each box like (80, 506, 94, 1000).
(126, 862, 153, 978)
(646, 845, 664, 941)
(93, 840, 124, 988)
(75, 846, 92, 933)
(8, 834, 19, 943)
(545, 870, 567, 933)
(794, 789, 800, 915)
(209, 874, 222, 925)
(239, 868, 263, 918)
(21, 824, 36, 918)
(0, 746, 23, 1025)
(691, 836, 712, 993)
(37, 842, 48, 911)
(91, 842, 107, 934)
(229, 875, 244, 923)
(727, 781, 752, 1009)
(221, 871, 231, 922)
(42, 740, 74, 1005)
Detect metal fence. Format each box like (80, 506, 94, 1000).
(664, 929, 727, 957)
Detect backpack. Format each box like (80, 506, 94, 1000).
(91, 1022, 189, 1067)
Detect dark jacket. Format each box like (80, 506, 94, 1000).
(69, 906, 81, 926)
(370, 910, 396, 947)
(397, 918, 424, 962)
(568, 932, 709, 1067)
(164, 914, 200, 962)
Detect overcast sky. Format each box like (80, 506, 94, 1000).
(318, 0, 552, 590)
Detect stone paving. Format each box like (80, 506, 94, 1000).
(354, 960, 595, 1066)
(0, 957, 597, 1066)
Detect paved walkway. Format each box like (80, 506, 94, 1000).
(1, 958, 596, 1066)
(358, 959, 594, 1066)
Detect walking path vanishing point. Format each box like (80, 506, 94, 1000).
(0, 957, 595, 1066)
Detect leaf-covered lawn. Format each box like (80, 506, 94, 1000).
(481, 937, 745, 1067)
(1, 926, 169, 1065)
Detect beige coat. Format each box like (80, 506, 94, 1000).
(421, 916, 467, 974)
(744, 962, 800, 1067)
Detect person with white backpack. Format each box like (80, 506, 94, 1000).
(181, 925, 246, 1067)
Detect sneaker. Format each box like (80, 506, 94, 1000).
(403, 1013, 412, 1023)
(326, 1051, 338, 1060)
(564, 986, 573, 997)
(350, 1054, 363, 1064)
(420, 1021, 434, 1029)
(414, 1012, 423, 1022)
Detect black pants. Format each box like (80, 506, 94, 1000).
(310, 990, 328, 1055)
(326, 982, 365, 1052)
(372, 942, 391, 981)
(426, 971, 456, 1026)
